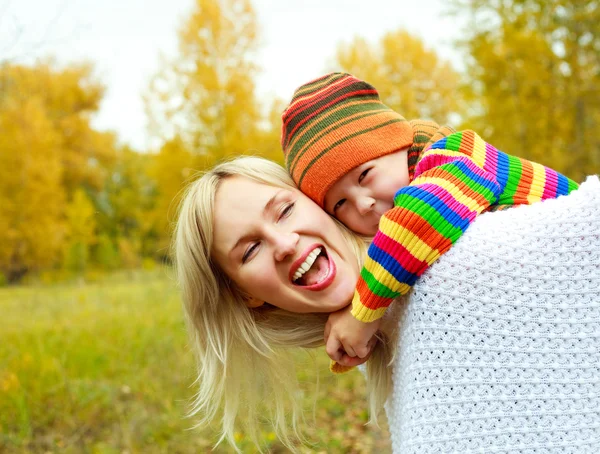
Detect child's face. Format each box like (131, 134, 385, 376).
(324, 150, 410, 235)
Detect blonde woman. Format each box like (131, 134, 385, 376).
(174, 155, 600, 453)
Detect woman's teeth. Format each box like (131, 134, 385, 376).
(292, 247, 322, 282)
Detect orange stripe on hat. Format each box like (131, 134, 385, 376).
(287, 101, 392, 172)
(295, 117, 412, 205)
(281, 72, 413, 207)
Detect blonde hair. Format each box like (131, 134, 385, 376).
(173, 156, 396, 452)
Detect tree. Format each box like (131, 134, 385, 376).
(0, 96, 65, 281)
(93, 234, 120, 271)
(95, 146, 156, 262)
(0, 60, 118, 281)
(452, 0, 600, 181)
(146, 137, 197, 261)
(63, 189, 96, 275)
(146, 0, 263, 166)
(0, 61, 117, 195)
(332, 30, 465, 124)
(253, 98, 287, 165)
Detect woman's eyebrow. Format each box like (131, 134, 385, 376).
(263, 189, 285, 217)
(229, 189, 286, 256)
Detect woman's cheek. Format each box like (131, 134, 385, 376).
(247, 262, 281, 297)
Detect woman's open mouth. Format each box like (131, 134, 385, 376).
(289, 244, 336, 291)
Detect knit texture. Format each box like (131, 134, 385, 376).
(281, 72, 413, 207)
(407, 120, 456, 179)
(385, 175, 600, 453)
(352, 130, 579, 322)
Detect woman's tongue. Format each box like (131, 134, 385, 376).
(300, 255, 329, 286)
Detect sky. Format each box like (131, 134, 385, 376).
(0, 0, 464, 151)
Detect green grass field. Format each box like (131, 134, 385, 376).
(0, 269, 391, 453)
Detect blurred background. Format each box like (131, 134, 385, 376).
(1, 0, 599, 452)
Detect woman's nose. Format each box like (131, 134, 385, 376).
(273, 232, 300, 261)
(356, 196, 376, 215)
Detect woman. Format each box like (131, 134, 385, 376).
(174, 155, 600, 452)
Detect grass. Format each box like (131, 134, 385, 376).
(0, 268, 391, 453)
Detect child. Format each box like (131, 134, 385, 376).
(281, 72, 579, 369)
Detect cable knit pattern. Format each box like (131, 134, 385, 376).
(385, 175, 600, 454)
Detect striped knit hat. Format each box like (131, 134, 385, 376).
(281, 72, 413, 207)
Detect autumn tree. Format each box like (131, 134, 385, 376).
(253, 98, 287, 165)
(146, 0, 263, 165)
(1, 61, 116, 195)
(453, 0, 600, 180)
(146, 137, 197, 260)
(332, 30, 465, 124)
(94, 146, 157, 266)
(0, 95, 65, 281)
(0, 61, 118, 281)
(63, 189, 96, 274)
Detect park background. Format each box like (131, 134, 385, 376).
(1, 0, 599, 452)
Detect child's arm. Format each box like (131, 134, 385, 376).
(352, 130, 503, 322)
(328, 129, 577, 370)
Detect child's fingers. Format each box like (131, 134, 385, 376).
(355, 343, 371, 359)
(325, 337, 343, 362)
(337, 354, 361, 367)
(341, 342, 357, 358)
(336, 337, 379, 368)
(337, 350, 372, 367)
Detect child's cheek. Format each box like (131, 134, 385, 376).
(378, 181, 398, 203)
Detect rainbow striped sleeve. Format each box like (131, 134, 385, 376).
(351, 130, 579, 322)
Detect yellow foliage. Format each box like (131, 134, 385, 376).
(146, 0, 263, 166)
(100, 146, 155, 259)
(455, 0, 600, 181)
(0, 61, 119, 280)
(333, 30, 464, 124)
(0, 95, 65, 278)
(117, 237, 141, 269)
(0, 61, 116, 194)
(65, 189, 97, 245)
(147, 137, 197, 258)
(251, 97, 287, 165)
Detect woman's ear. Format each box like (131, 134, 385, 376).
(245, 297, 265, 308)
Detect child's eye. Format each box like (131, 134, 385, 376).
(333, 199, 346, 213)
(242, 242, 260, 263)
(358, 168, 371, 184)
(278, 202, 295, 221)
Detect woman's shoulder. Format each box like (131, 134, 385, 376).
(385, 175, 600, 453)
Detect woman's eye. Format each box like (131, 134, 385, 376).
(279, 202, 295, 221)
(333, 198, 346, 213)
(242, 242, 259, 263)
(358, 168, 371, 184)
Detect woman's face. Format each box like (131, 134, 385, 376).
(212, 176, 360, 313)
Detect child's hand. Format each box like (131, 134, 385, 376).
(324, 305, 382, 363)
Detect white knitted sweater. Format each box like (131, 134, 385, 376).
(385, 176, 600, 453)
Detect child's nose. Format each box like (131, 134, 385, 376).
(357, 196, 376, 215)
